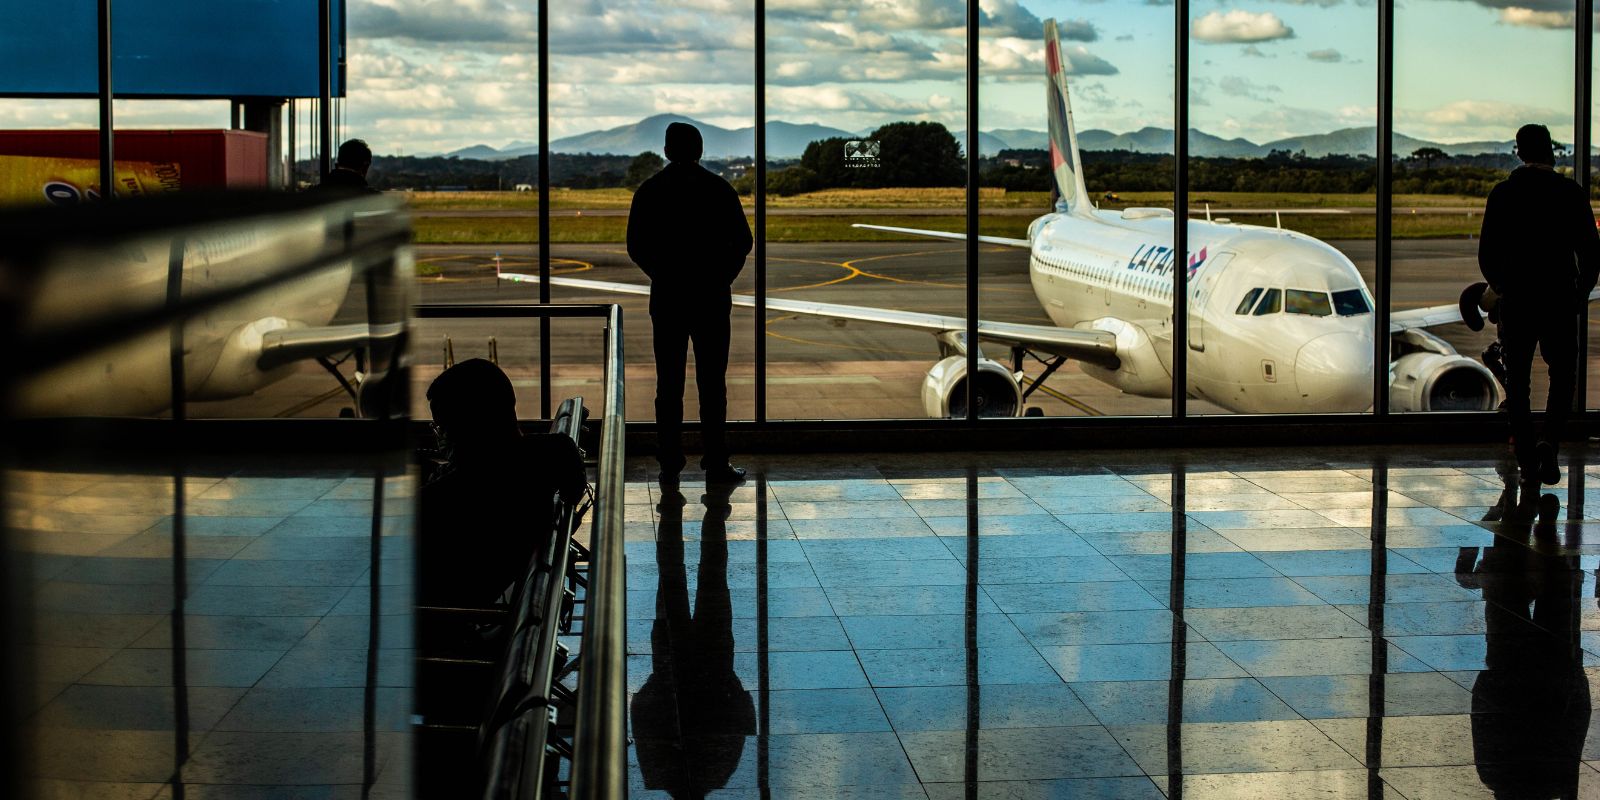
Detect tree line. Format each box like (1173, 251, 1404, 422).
(323, 121, 1588, 197)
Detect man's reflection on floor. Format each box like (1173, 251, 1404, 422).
(631, 484, 755, 797)
(1456, 475, 1590, 798)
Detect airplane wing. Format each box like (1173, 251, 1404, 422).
(499, 272, 1121, 368)
(1390, 286, 1600, 333)
(258, 322, 404, 370)
(852, 223, 1032, 249)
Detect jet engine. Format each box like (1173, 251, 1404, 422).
(1389, 352, 1501, 412)
(922, 355, 1024, 418)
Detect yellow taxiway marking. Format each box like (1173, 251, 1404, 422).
(1019, 374, 1103, 417)
(771, 247, 1031, 294)
(762, 314, 929, 356)
(274, 386, 347, 418)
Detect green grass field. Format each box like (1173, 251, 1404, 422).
(413, 208, 1483, 245)
(404, 187, 1052, 211)
(406, 187, 1494, 245)
(414, 214, 1036, 244)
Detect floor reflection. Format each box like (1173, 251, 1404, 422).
(1460, 479, 1590, 798)
(621, 446, 1600, 799)
(631, 483, 754, 797)
(5, 462, 413, 798)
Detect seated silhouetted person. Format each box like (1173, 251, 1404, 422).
(312, 138, 380, 195)
(419, 359, 586, 608)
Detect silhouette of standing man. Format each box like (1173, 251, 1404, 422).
(1478, 123, 1600, 486)
(627, 122, 753, 484)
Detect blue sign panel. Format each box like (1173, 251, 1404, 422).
(0, 0, 345, 98)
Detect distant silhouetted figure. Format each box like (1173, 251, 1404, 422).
(626, 122, 753, 484)
(1478, 123, 1600, 486)
(630, 484, 754, 796)
(419, 359, 586, 607)
(312, 138, 380, 195)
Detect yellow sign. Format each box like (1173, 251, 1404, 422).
(0, 155, 181, 205)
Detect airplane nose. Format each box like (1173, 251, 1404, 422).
(1294, 332, 1374, 412)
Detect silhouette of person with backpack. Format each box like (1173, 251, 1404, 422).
(1477, 123, 1600, 486)
(627, 122, 753, 485)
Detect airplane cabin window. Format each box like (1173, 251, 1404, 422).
(1235, 288, 1263, 314)
(1253, 288, 1282, 315)
(1332, 288, 1372, 316)
(1285, 289, 1333, 317)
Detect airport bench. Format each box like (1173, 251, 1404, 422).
(415, 397, 595, 797)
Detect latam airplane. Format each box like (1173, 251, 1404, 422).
(502, 19, 1502, 418)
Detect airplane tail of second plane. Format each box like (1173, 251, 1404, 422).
(1045, 18, 1093, 218)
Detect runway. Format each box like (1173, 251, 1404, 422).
(190, 239, 1600, 421)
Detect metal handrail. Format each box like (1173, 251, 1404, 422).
(570, 304, 627, 799)
(414, 303, 627, 799)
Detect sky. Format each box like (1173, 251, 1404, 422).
(0, 0, 1587, 155)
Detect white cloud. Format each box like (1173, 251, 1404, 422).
(1399, 99, 1569, 141)
(1219, 76, 1282, 102)
(1307, 48, 1343, 62)
(1192, 10, 1295, 44)
(1497, 7, 1575, 28)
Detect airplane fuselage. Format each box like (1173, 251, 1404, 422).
(17, 214, 350, 416)
(1026, 208, 1377, 413)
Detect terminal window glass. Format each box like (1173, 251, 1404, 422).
(1285, 289, 1333, 317)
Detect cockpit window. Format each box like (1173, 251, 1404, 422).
(1253, 288, 1281, 315)
(1235, 288, 1263, 314)
(1285, 289, 1333, 317)
(1332, 289, 1371, 316)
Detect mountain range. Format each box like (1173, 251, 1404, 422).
(437, 114, 1519, 161)
(443, 114, 856, 161)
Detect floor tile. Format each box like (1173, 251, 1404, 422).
(1009, 609, 1178, 646)
(1110, 720, 1362, 774)
(921, 777, 1164, 800)
(1070, 678, 1300, 725)
(1184, 605, 1372, 641)
(1036, 641, 1247, 682)
(1214, 638, 1433, 677)
(1260, 672, 1475, 719)
(983, 581, 1163, 614)
(841, 614, 1029, 650)
(763, 688, 892, 734)
(875, 683, 1098, 731)
(898, 727, 1143, 783)
(859, 646, 1062, 687)
(824, 585, 999, 616)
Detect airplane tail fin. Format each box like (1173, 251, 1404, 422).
(1044, 19, 1092, 217)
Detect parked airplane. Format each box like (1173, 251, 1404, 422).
(16, 199, 398, 417)
(501, 19, 1501, 418)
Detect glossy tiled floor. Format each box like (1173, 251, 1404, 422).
(624, 446, 1600, 799)
(5, 460, 414, 799)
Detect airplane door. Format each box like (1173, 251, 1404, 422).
(1186, 251, 1233, 352)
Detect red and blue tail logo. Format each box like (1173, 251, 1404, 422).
(1044, 19, 1088, 213)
